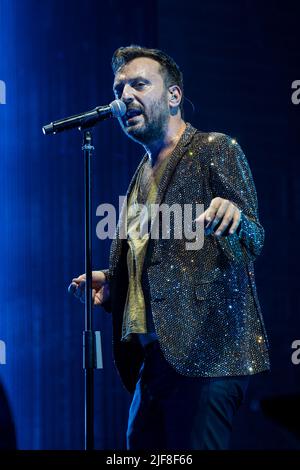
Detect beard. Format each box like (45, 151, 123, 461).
(120, 90, 169, 145)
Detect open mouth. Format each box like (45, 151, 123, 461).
(125, 108, 143, 123)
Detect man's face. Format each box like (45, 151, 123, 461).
(113, 57, 170, 145)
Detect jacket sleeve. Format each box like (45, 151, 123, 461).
(100, 269, 112, 313)
(209, 133, 264, 261)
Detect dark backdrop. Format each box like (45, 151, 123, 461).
(0, 0, 299, 449)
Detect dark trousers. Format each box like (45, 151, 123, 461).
(127, 341, 249, 450)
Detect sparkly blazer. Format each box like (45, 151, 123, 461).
(104, 123, 270, 393)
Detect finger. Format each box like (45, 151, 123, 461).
(204, 219, 215, 235)
(72, 274, 86, 283)
(194, 209, 208, 224)
(195, 209, 214, 228)
(195, 210, 218, 235)
(214, 205, 235, 236)
(210, 200, 230, 232)
(74, 281, 85, 299)
(205, 197, 224, 224)
(92, 288, 102, 305)
(95, 283, 109, 306)
(81, 288, 100, 305)
(80, 286, 87, 303)
(68, 282, 77, 295)
(94, 292, 102, 306)
(229, 209, 242, 235)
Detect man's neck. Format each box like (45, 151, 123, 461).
(144, 119, 186, 168)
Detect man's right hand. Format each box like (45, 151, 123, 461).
(68, 271, 110, 306)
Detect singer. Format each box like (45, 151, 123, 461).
(69, 45, 270, 450)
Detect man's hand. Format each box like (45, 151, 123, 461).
(68, 271, 110, 306)
(195, 197, 241, 237)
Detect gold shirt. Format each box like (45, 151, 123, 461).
(121, 155, 169, 342)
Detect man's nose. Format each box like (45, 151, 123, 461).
(121, 84, 134, 103)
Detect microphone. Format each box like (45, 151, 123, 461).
(42, 99, 126, 135)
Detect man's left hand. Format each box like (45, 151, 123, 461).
(195, 197, 241, 237)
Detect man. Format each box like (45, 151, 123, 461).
(69, 45, 270, 450)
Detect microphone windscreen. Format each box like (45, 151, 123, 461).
(110, 99, 126, 118)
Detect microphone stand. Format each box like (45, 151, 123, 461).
(82, 129, 103, 451)
(42, 105, 125, 450)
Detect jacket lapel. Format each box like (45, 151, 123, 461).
(154, 123, 197, 206)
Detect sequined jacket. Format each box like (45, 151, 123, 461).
(104, 123, 270, 393)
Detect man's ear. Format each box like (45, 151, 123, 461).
(168, 85, 182, 110)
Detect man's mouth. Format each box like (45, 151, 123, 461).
(125, 108, 143, 122)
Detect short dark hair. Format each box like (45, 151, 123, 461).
(111, 45, 184, 115)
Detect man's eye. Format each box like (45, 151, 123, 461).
(135, 82, 146, 89)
